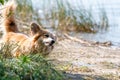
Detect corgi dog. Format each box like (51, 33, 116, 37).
(1, 2, 56, 57)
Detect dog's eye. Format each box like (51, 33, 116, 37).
(44, 34, 49, 37)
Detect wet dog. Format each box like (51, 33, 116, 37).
(1, 2, 56, 57)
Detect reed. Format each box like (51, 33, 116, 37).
(34, 0, 109, 33)
(7, 0, 109, 33)
(16, 0, 33, 22)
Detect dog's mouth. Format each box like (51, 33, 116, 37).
(44, 40, 55, 46)
(43, 37, 55, 46)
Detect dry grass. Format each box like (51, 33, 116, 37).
(75, 66, 93, 72)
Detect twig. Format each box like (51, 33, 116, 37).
(63, 33, 112, 47)
(63, 33, 91, 46)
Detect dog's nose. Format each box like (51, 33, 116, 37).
(49, 40, 55, 46)
(51, 40, 55, 44)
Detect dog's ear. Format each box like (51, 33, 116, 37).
(30, 22, 42, 35)
(32, 33, 41, 42)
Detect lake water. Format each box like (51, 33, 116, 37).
(32, 0, 120, 47)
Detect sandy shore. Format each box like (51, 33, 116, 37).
(48, 36, 120, 80)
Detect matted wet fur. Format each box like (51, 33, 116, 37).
(1, 1, 56, 57)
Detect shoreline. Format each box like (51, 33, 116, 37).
(48, 35, 120, 80)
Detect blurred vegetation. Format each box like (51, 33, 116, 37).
(30, 0, 109, 33)
(50, 0, 97, 32)
(0, 0, 4, 5)
(16, 0, 33, 22)
(0, 0, 109, 33)
(15, 0, 34, 29)
(6, 0, 108, 33)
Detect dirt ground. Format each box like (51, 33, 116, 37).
(48, 34, 120, 80)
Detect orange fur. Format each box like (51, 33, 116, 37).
(2, 1, 18, 33)
(1, 2, 56, 57)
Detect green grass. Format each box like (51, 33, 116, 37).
(0, 55, 64, 80)
(0, 43, 64, 80)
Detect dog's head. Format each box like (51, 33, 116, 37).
(30, 23, 56, 54)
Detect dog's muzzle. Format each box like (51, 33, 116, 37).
(49, 40, 55, 46)
(43, 37, 55, 46)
